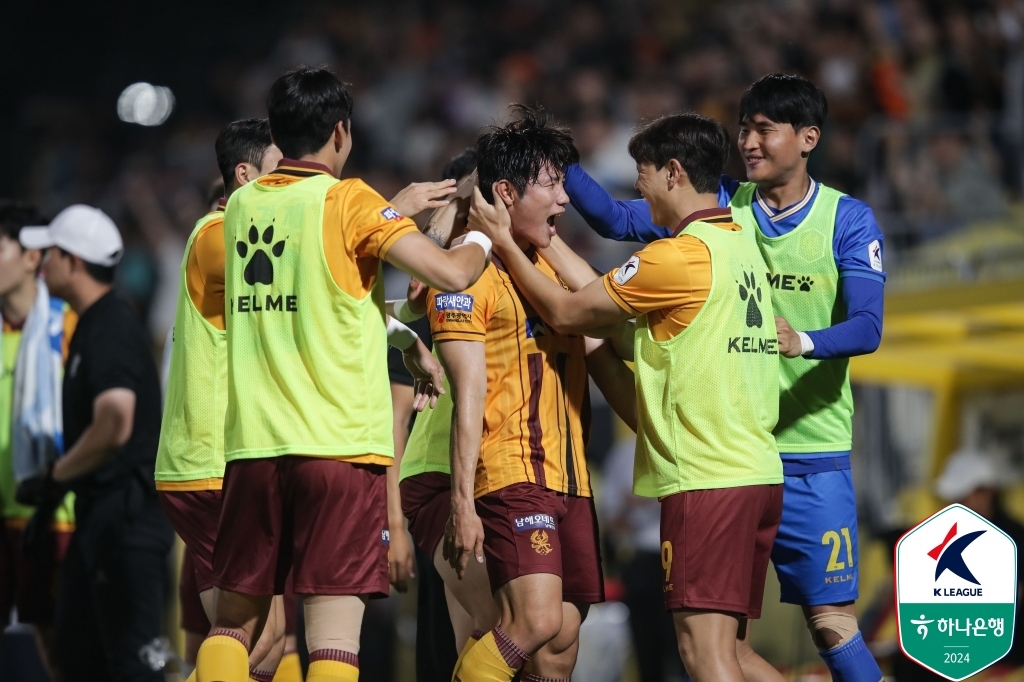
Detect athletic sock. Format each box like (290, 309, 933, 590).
(186, 670, 197, 682)
(250, 666, 276, 682)
(196, 631, 250, 682)
(818, 632, 883, 682)
(272, 652, 304, 682)
(452, 629, 483, 678)
(522, 675, 569, 682)
(452, 627, 528, 682)
(307, 649, 358, 682)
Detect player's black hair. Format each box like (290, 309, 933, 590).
(476, 105, 579, 203)
(267, 65, 354, 160)
(215, 119, 274, 192)
(627, 112, 730, 194)
(738, 73, 828, 131)
(442, 148, 477, 181)
(0, 201, 46, 246)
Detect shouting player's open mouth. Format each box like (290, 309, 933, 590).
(546, 210, 563, 235)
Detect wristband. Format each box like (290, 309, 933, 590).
(392, 298, 424, 324)
(461, 231, 492, 259)
(797, 331, 815, 357)
(386, 316, 418, 351)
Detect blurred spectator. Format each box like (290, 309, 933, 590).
(17, 206, 173, 682)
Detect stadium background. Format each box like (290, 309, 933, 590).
(2, 0, 1023, 679)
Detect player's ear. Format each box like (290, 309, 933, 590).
(333, 120, 349, 152)
(666, 158, 687, 190)
(234, 162, 251, 188)
(800, 125, 821, 158)
(493, 179, 516, 207)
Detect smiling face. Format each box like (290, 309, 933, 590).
(633, 162, 673, 227)
(504, 162, 570, 250)
(738, 113, 817, 186)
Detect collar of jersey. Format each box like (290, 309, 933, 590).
(755, 176, 817, 223)
(276, 158, 334, 177)
(671, 207, 733, 237)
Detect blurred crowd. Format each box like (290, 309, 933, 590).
(12, 0, 1023, 343)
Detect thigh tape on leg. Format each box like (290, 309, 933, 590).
(304, 595, 365, 654)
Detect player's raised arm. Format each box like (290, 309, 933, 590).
(564, 163, 671, 243)
(437, 339, 487, 579)
(386, 230, 490, 294)
(469, 184, 631, 335)
(537, 233, 603, 291)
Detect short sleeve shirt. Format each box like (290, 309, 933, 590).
(428, 257, 591, 498)
(63, 292, 163, 499)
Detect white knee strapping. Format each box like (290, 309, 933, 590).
(304, 595, 365, 654)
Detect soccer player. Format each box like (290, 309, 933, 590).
(0, 202, 76, 677)
(195, 66, 490, 682)
(563, 74, 885, 681)
(441, 106, 604, 682)
(467, 112, 784, 682)
(156, 118, 293, 682)
(395, 149, 496, 682)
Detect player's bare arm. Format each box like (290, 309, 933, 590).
(584, 337, 637, 431)
(386, 230, 489, 294)
(538, 233, 602, 291)
(470, 184, 631, 335)
(437, 339, 487, 579)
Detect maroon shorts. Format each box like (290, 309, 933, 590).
(179, 551, 210, 634)
(214, 457, 389, 597)
(660, 484, 782, 617)
(475, 483, 604, 604)
(159, 489, 222, 593)
(400, 472, 451, 556)
(0, 523, 72, 625)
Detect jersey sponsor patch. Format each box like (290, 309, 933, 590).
(868, 239, 883, 272)
(381, 206, 403, 221)
(513, 513, 556, 533)
(613, 255, 640, 285)
(434, 293, 474, 312)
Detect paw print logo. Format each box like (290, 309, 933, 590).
(797, 276, 813, 292)
(236, 224, 285, 285)
(737, 272, 763, 328)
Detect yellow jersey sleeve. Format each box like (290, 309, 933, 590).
(336, 179, 419, 260)
(603, 236, 713, 341)
(186, 215, 227, 330)
(428, 268, 495, 342)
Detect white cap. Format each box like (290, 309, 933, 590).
(20, 204, 123, 267)
(935, 448, 1012, 502)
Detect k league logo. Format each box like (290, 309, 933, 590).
(895, 504, 1017, 680)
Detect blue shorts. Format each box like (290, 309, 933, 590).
(772, 456, 859, 606)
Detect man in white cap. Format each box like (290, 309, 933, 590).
(18, 205, 173, 682)
(935, 448, 1024, 664)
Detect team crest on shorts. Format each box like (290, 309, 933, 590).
(531, 530, 553, 555)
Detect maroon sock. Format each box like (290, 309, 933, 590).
(522, 675, 570, 682)
(491, 627, 530, 670)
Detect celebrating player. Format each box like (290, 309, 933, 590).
(442, 106, 604, 682)
(563, 74, 885, 681)
(395, 149, 502, 681)
(468, 112, 784, 682)
(194, 66, 490, 682)
(156, 119, 293, 682)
